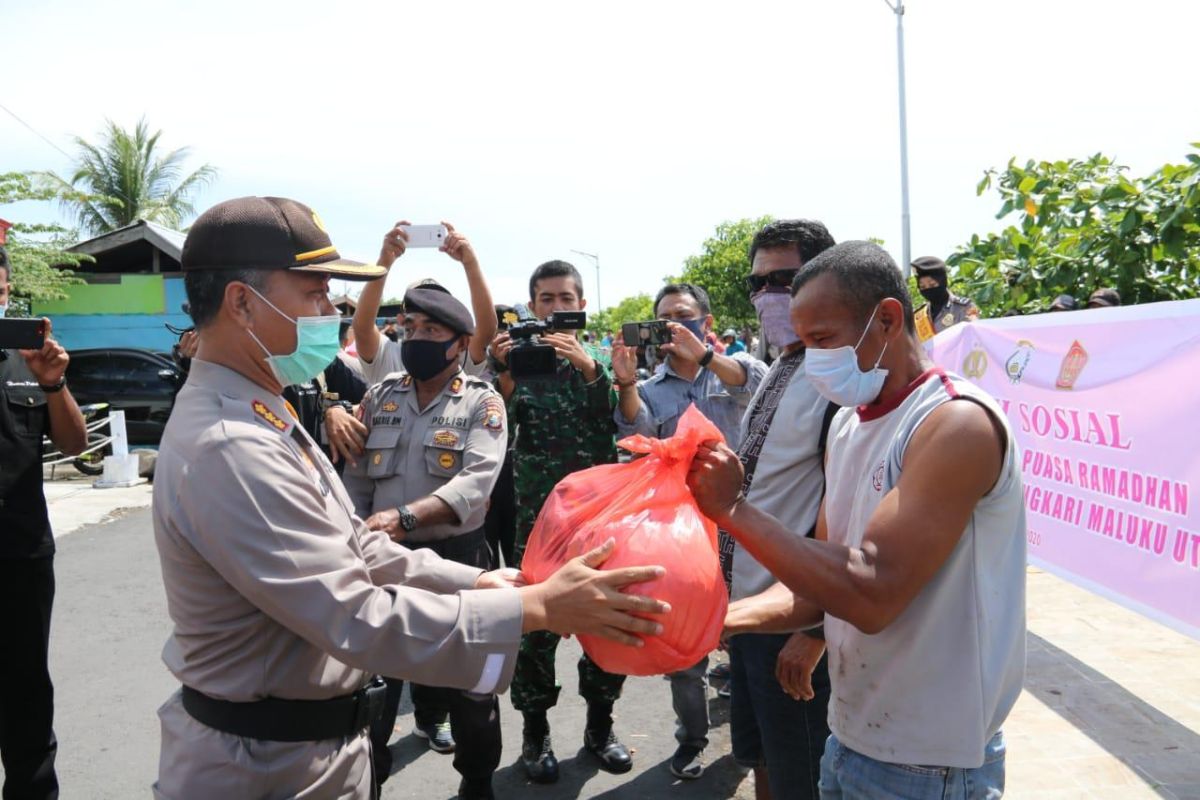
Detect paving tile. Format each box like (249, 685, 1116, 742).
(1128, 753, 1200, 786)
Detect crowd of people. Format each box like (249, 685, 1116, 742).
(0, 202, 1042, 800)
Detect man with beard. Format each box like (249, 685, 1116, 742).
(911, 256, 978, 342)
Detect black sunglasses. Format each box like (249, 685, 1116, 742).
(746, 269, 799, 293)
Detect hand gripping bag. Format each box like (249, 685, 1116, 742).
(520, 404, 728, 676)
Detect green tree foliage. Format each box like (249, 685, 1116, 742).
(948, 147, 1200, 316)
(39, 117, 217, 235)
(0, 172, 89, 316)
(674, 216, 773, 331)
(588, 293, 654, 336)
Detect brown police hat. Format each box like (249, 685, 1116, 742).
(403, 287, 475, 336)
(1087, 288, 1121, 308)
(181, 197, 387, 281)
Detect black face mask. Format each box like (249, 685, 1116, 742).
(920, 285, 950, 307)
(401, 338, 459, 381)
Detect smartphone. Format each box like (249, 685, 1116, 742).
(0, 318, 47, 350)
(399, 224, 448, 248)
(622, 320, 671, 348)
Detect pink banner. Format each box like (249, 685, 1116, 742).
(929, 299, 1200, 640)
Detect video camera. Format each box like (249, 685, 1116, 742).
(508, 305, 586, 379)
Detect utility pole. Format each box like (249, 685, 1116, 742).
(569, 249, 601, 311)
(884, 0, 913, 277)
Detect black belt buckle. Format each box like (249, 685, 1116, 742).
(354, 676, 387, 732)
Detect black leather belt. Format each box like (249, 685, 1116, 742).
(180, 677, 387, 742)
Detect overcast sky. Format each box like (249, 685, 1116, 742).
(4, 0, 1198, 315)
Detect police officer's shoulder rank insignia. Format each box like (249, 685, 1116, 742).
(450, 377, 464, 394)
(400, 375, 413, 389)
(252, 400, 288, 431)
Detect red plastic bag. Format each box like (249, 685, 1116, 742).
(521, 405, 729, 676)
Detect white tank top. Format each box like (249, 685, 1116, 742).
(822, 368, 1026, 769)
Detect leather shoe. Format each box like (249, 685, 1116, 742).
(584, 728, 633, 773)
(521, 733, 559, 784)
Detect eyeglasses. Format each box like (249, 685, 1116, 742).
(746, 269, 798, 293)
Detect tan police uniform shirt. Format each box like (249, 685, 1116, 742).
(151, 359, 523, 800)
(343, 369, 507, 542)
(915, 294, 980, 342)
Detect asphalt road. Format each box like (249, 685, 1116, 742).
(34, 508, 752, 799)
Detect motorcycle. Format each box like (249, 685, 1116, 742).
(43, 402, 113, 477)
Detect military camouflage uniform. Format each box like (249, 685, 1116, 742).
(504, 347, 621, 712)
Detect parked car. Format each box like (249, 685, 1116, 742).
(65, 348, 184, 445)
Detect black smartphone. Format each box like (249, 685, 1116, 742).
(622, 320, 671, 348)
(0, 318, 47, 350)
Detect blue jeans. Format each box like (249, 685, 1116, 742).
(729, 633, 830, 800)
(818, 732, 1006, 800)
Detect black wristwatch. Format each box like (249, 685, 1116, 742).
(39, 377, 66, 394)
(698, 346, 716, 368)
(397, 506, 419, 533)
(325, 399, 353, 415)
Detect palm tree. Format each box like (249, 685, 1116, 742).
(41, 117, 217, 235)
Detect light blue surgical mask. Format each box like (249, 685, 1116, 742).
(0, 304, 7, 319)
(245, 285, 340, 387)
(805, 304, 889, 407)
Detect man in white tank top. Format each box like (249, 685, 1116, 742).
(692, 241, 1025, 799)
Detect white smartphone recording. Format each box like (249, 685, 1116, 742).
(399, 224, 448, 248)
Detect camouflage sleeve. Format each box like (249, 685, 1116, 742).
(583, 358, 614, 416)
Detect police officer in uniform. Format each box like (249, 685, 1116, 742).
(0, 245, 87, 800)
(911, 255, 979, 342)
(151, 197, 670, 800)
(344, 287, 508, 799)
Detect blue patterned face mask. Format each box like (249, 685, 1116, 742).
(244, 285, 340, 387)
(678, 317, 707, 342)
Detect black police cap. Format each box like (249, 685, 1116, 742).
(181, 197, 386, 281)
(912, 256, 947, 275)
(403, 287, 475, 336)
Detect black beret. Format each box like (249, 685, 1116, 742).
(403, 287, 475, 336)
(1050, 294, 1078, 311)
(911, 256, 947, 274)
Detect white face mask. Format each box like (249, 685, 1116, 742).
(805, 304, 889, 407)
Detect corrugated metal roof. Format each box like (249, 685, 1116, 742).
(69, 219, 185, 261)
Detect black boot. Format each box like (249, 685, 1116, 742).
(583, 702, 632, 774)
(520, 712, 559, 784)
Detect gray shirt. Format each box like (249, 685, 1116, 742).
(343, 370, 507, 542)
(615, 352, 767, 448)
(730, 356, 830, 601)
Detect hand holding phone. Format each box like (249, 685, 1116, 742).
(622, 320, 671, 348)
(398, 224, 449, 248)
(0, 318, 46, 350)
(7, 317, 68, 387)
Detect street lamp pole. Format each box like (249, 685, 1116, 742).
(570, 249, 601, 311)
(885, 0, 913, 277)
